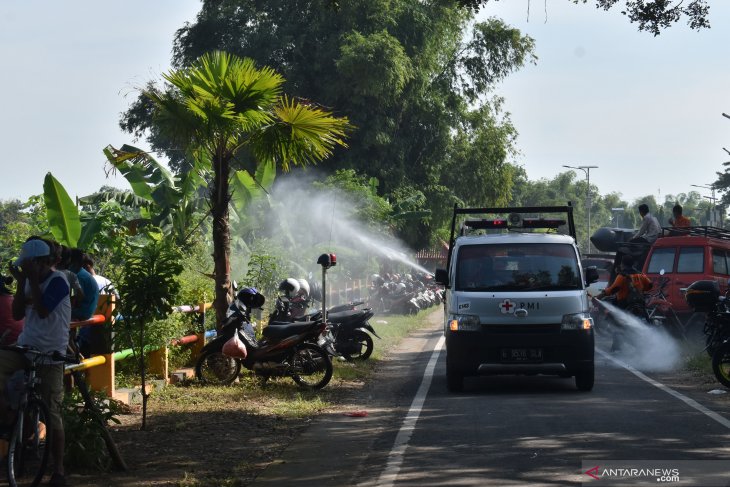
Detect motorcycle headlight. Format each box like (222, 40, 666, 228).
(447, 314, 480, 332)
(561, 313, 593, 330)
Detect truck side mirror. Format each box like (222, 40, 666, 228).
(434, 268, 449, 286)
(584, 266, 599, 285)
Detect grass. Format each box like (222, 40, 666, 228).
(145, 307, 439, 414)
(685, 350, 712, 375)
(114, 308, 440, 487)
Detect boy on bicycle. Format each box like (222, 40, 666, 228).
(1, 238, 71, 487)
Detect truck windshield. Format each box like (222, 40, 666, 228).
(455, 243, 581, 292)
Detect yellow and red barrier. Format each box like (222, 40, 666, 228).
(67, 297, 212, 399)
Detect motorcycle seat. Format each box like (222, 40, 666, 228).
(327, 309, 374, 325)
(263, 320, 319, 340)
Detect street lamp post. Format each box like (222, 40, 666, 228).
(611, 207, 625, 228)
(563, 165, 599, 253)
(691, 183, 718, 226)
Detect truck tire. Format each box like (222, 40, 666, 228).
(575, 365, 594, 391)
(446, 367, 464, 393)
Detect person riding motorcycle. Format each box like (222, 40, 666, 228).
(596, 254, 653, 351)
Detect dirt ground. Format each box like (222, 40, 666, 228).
(66, 322, 729, 487)
(65, 372, 374, 487)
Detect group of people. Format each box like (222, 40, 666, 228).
(631, 203, 691, 247)
(0, 237, 113, 487)
(596, 203, 692, 352)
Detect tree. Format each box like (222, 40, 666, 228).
(0, 197, 47, 264)
(116, 238, 183, 429)
(712, 112, 730, 214)
(144, 51, 350, 325)
(456, 0, 710, 36)
(121, 1, 536, 248)
(508, 170, 634, 252)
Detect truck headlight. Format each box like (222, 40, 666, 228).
(561, 313, 593, 330)
(447, 314, 481, 331)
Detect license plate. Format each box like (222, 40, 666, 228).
(500, 348, 543, 362)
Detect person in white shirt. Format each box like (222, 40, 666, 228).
(3, 238, 71, 486)
(631, 203, 661, 244)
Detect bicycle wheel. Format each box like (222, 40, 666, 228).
(7, 398, 51, 487)
(290, 343, 333, 390)
(195, 350, 241, 385)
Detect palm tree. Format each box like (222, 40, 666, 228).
(145, 51, 350, 325)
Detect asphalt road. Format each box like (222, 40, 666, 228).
(252, 311, 730, 487)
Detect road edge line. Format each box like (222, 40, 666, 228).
(376, 334, 445, 487)
(597, 348, 730, 430)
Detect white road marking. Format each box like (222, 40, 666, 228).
(376, 335, 445, 487)
(598, 349, 730, 430)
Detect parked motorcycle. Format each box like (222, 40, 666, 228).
(368, 273, 442, 315)
(644, 272, 685, 339)
(685, 279, 730, 359)
(684, 279, 730, 388)
(711, 340, 730, 388)
(195, 287, 333, 389)
(270, 279, 380, 361)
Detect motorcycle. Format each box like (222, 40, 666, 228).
(269, 292, 380, 361)
(195, 288, 333, 389)
(684, 282, 730, 388)
(711, 340, 730, 389)
(685, 279, 730, 358)
(684, 280, 730, 388)
(644, 272, 685, 339)
(381, 284, 420, 315)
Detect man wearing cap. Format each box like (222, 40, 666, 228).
(3, 238, 70, 486)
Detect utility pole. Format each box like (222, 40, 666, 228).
(691, 184, 718, 226)
(563, 165, 599, 253)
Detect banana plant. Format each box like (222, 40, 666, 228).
(103, 144, 276, 245)
(43, 172, 81, 248)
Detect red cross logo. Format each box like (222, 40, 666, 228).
(500, 299, 515, 314)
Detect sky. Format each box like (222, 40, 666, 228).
(0, 1, 728, 207)
(481, 1, 730, 205)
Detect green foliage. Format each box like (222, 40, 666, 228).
(62, 388, 123, 471)
(0, 197, 48, 264)
(143, 49, 351, 324)
(336, 30, 413, 100)
(117, 238, 184, 330)
(313, 169, 392, 228)
(43, 173, 81, 248)
(101, 145, 210, 246)
(509, 170, 631, 252)
(242, 249, 293, 308)
(122, 2, 536, 248)
(116, 236, 184, 427)
(457, 1, 710, 36)
(176, 241, 215, 309)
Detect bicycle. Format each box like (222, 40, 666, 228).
(1, 345, 77, 487)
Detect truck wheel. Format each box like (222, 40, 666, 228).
(446, 369, 464, 393)
(575, 366, 594, 391)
